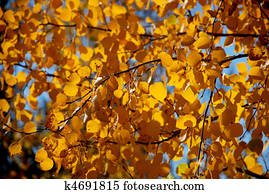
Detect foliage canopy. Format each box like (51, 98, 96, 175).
(0, 0, 269, 179)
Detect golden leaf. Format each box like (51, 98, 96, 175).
(249, 66, 264, 80)
(194, 35, 211, 49)
(78, 66, 91, 78)
(86, 119, 102, 133)
(0, 99, 10, 112)
(79, 45, 93, 62)
(176, 114, 196, 129)
(149, 82, 167, 102)
(35, 147, 48, 162)
(181, 87, 197, 103)
(176, 163, 188, 176)
(66, 0, 80, 10)
(187, 50, 201, 67)
(8, 142, 22, 156)
(64, 83, 78, 97)
(111, 3, 127, 17)
(152, 0, 167, 5)
(23, 121, 36, 133)
(40, 158, 54, 171)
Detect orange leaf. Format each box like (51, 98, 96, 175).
(0, 99, 10, 112)
(187, 50, 201, 66)
(8, 142, 22, 156)
(40, 158, 54, 171)
(249, 66, 264, 80)
(35, 147, 48, 162)
(23, 121, 36, 133)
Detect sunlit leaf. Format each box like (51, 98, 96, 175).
(176, 163, 188, 176)
(0, 99, 10, 112)
(8, 142, 22, 156)
(86, 119, 102, 133)
(79, 45, 93, 62)
(23, 121, 36, 133)
(187, 50, 201, 66)
(35, 148, 48, 162)
(64, 83, 78, 97)
(40, 158, 54, 171)
(149, 82, 167, 102)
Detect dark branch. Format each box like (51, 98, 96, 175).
(196, 88, 214, 176)
(219, 54, 249, 65)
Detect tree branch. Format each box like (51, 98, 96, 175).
(196, 89, 214, 176)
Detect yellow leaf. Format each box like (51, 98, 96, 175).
(66, 132, 79, 145)
(23, 121, 36, 133)
(4, 10, 16, 24)
(86, 119, 102, 133)
(88, 0, 99, 7)
(69, 72, 80, 84)
(187, 50, 201, 66)
(181, 87, 197, 103)
(138, 81, 149, 93)
(176, 163, 188, 176)
(40, 158, 54, 171)
(79, 45, 93, 61)
(160, 52, 178, 72)
(167, 15, 177, 24)
(149, 82, 167, 102)
(152, 0, 167, 6)
(244, 155, 256, 169)
(56, 93, 67, 106)
(56, 7, 71, 22)
(66, 0, 80, 10)
(8, 142, 22, 156)
(176, 115, 196, 129)
(237, 63, 247, 77)
(4, 72, 17, 86)
(78, 66, 91, 78)
(194, 36, 211, 49)
(122, 92, 129, 105)
(249, 163, 263, 175)
(35, 147, 48, 162)
(71, 116, 83, 131)
(249, 66, 264, 80)
(248, 48, 263, 61)
(33, 3, 42, 13)
(153, 111, 164, 126)
(0, 99, 10, 112)
(16, 71, 26, 88)
(114, 89, 123, 98)
(64, 83, 78, 97)
(111, 3, 127, 17)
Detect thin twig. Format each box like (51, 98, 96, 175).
(196, 89, 214, 176)
(239, 107, 258, 140)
